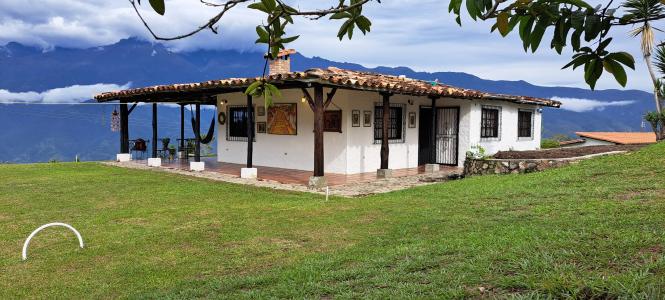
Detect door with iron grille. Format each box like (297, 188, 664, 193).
(435, 107, 459, 165)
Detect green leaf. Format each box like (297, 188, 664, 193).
(280, 35, 299, 44)
(584, 58, 603, 90)
(530, 19, 548, 52)
(265, 83, 282, 99)
(149, 0, 165, 15)
(519, 16, 535, 52)
(497, 12, 510, 36)
(584, 15, 601, 42)
(606, 52, 635, 69)
(337, 19, 353, 40)
(562, 54, 592, 70)
(261, 0, 276, 12)
(356, 16, 372, 32)
(330, 12, 351, 20)
(466, 0, 479, 20)
(603, 59, 627, 87)
(248, 3, 269, 13)
(571, 29, 581, 51)
(255, 26, 269, 44)
(245, 81, 263, 96)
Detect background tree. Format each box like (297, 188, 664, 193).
(624, 0, 664, 113)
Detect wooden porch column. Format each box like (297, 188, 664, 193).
(380, 92, 391, 170)
(246, 94, 254, 168)
(301, 86, 336, 186)
(195, 103, 201, 162)
(152, 103, 158, 158)
(313, 86, 325, 177)
(179, 104, 185, 150)
(119, 101, 129, 153)
(430, 96, 438, 164)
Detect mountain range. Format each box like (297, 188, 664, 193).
(0, 38, 656, 163)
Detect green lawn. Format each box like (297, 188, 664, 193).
(1, 144, 665, 299)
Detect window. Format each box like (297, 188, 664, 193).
(227, 106, 254, 141)
(374, 104, 405, 143)
(481, 106, 500, 139)
(518, 109, 533, 138)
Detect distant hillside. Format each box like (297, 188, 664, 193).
(0, 38, 655, 163)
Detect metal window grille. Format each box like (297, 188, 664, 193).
(226, 105, 255, 142)
(374, 103, 405, 144)
(481, 107, 500, 138)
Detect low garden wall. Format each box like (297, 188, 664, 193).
(463, 151, 626, 176)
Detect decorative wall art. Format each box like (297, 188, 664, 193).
(408, 112, 417, 128)
(363, 110, 372, 127)
(257, 106, 265, 117)
(267, 103, 297, 135)
(324, 110, 342, 133)
(256, 122, 267, 133)
(352, 110, 361, 127)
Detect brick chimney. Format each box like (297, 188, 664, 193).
(267, 49, 296, 75)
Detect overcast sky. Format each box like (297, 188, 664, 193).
(0, 0, 654, 92)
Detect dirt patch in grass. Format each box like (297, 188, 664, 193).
(639, 245, 663, 255)
(493, 145, 645, 159)
(615, 189, 665, 201)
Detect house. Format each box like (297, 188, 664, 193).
(95, 50, 561, 188)
(563, 132, 657, 147)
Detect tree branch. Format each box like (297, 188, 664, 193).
(128, 0, 249, 41)
(130, 0, 375, 41)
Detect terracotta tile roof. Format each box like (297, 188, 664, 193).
(575, 132, 657, 145)
(94, 67, 561, 107)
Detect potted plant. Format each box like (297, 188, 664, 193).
(168, 145, 176, 160)
(161, 138, 170, 150)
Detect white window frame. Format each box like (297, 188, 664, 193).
(480, 105, 502, 142)
(517, 108, 535, 141)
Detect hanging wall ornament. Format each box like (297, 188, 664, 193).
(111, 109, 120, 132)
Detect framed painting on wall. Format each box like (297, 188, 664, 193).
(408, 112, 417, 128)
(257, 106, 266, 117)
(256, 122, 267, 133)
(352, 110, 361, 127)
(363, 110, 372, 127)
(324, 110, 342, 133)
(267, 103, 297, 135)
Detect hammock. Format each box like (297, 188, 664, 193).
(189, 107, 215, 144)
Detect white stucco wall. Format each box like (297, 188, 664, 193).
(468, 101, 543, 155)
(216, 88, 349, 173)
(216, 89, 545, 174)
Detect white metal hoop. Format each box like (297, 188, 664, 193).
(22, 222, 84, 261)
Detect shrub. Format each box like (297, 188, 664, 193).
(645, 111, 660, 134)
(465, 145, 487, 160)
(541, 139, 560, 149)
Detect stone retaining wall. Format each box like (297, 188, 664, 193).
(463, 151, 625, 176)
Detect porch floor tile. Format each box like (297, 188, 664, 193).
(153, 157, 458, 186)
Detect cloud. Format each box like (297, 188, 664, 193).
(0, 83, 131, 103)
(551, 97, 636, 113)
(0, 0, 653, 91)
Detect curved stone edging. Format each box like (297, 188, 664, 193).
(463, 151, 626, 176)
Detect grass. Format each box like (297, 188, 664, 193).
(1, 144, 665, 299)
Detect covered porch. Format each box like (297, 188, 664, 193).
(95, 63, 556, 189)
